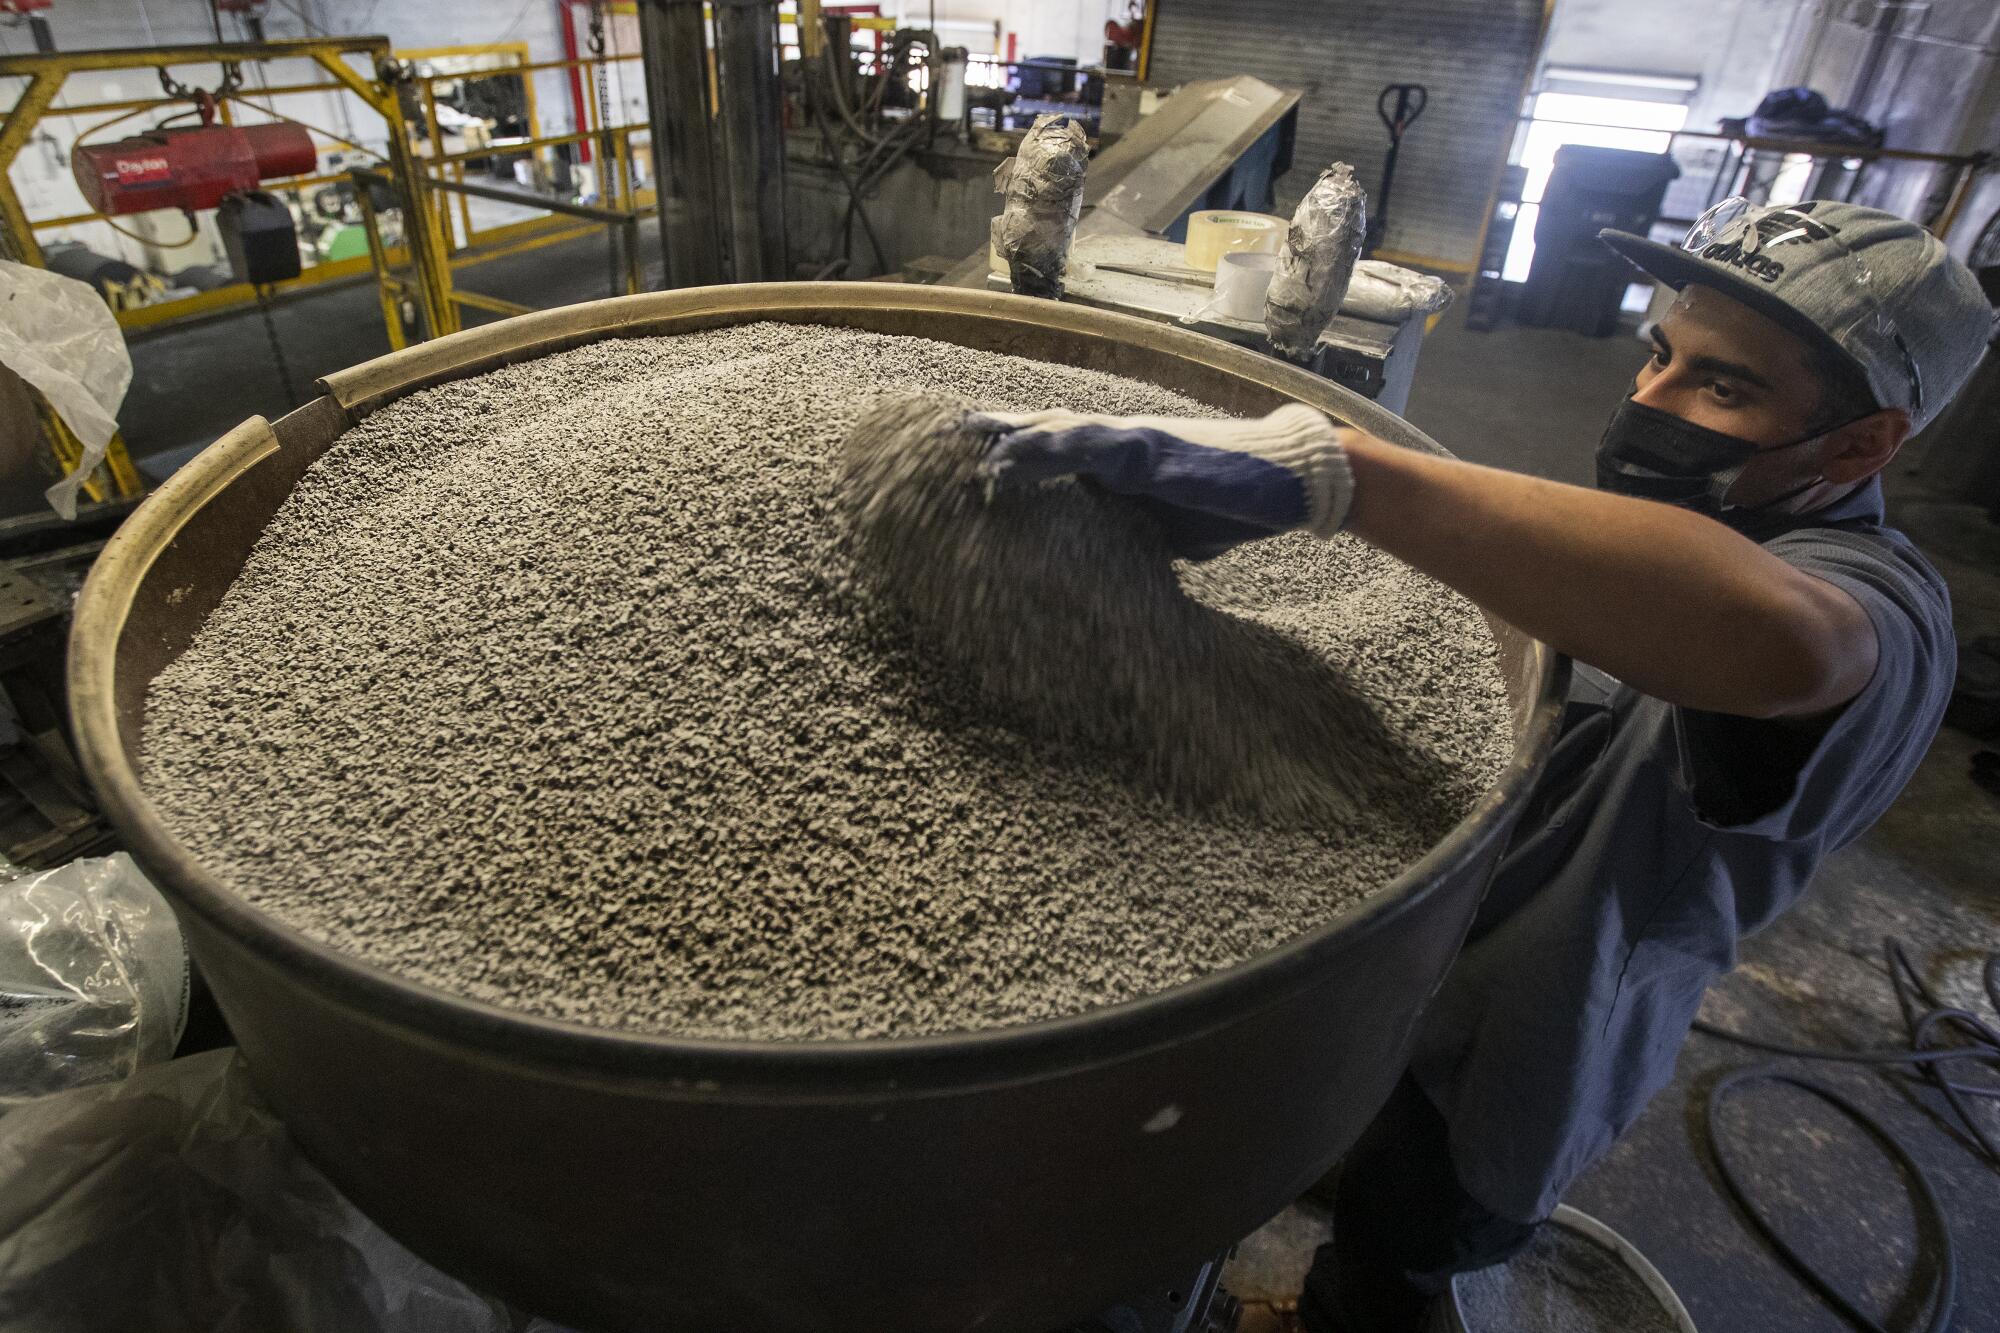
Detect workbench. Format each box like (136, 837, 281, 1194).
(951, 74, 1427, 414)
(989, 232, 1425, 414)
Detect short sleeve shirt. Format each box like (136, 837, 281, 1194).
(1407, 478, 1955, 1222)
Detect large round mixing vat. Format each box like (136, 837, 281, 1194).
(69, 284, 1566, 1332)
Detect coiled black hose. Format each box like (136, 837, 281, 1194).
(1694, 938, 1999, 1332)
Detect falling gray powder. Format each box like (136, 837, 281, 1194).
(838, 398, 1415, 826)
(140, 323, 1513, 1040)
(1455, 1224, 1682, 1333)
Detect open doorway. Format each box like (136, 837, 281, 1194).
(1502, 69, 1696, 283)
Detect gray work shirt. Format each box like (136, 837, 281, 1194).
(1407, 477, 1955, 1223)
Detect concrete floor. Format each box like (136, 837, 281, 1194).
(52, 250, 1999, 1330)
(1228, 301, 2000, 1332)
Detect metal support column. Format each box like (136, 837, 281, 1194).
(712, 0, 788, 281)
(310, 49, 459, 338)
(637, 0, 727, 287)
(0, 71, 62, 267)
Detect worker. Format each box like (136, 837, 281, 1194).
(977, 199, 1989, 1332)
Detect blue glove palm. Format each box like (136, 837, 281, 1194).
(973, 404, 1354, 560)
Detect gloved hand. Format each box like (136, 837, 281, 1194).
(974, 402, 1355, 559)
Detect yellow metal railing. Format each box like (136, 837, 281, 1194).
(349, 159, 647, 350)
(7, 40, 562, 334)
(0, 36, 454, 503)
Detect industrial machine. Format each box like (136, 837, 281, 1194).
(72, 87, 316, 285)
(69, 282, 1565, 1333)
(72, 110, 312, 218)
(0, 36, 458, 507)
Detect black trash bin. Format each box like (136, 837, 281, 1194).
(1520, 145, 1681, 336)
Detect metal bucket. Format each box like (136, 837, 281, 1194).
(68, 284, 1567, 1333)
(1442, 1206, 1700, 1332)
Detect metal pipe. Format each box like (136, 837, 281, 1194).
(712, 0, 788, 281)
(623, 216, 644, 294)
(352, 167, 639, 225)
(372, 73, 460, 339)
(0, 37, 392, 76)
(1933, 158, 1983, 241)
(822, 14, 854, 111)
(412, 51, 642, 85)
(636, 0, 726, 287)
(559, 0, 595, 165)
(350, 173, 410, 352)
(45, 81, 353, 116)
(1666, 125, 1977, 167)
(418, 78, 460, 254)
(424, 124, 647, 169)
(448, 289, 536, 317)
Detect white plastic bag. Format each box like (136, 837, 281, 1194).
(0, 261, 134, 519)
(0, 853, 189, 1109)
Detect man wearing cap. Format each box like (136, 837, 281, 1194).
(975, 199, 1990, 1331)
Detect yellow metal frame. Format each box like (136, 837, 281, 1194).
(351, 153, 644, 351)
(363, 7, 893, 338)
(0, 37, 462, 503)
(367, 37, 665, 344)
(399, 41, 544, 253)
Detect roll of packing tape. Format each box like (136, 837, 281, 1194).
(1183, 210, 1288, 271)
(1212, 251, 1279, 321)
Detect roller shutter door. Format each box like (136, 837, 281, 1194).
(1147, 0, 1546, 265)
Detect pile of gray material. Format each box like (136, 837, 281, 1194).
(140, 323, 1513, 1041)
(1455, 1224, 1683, 1333)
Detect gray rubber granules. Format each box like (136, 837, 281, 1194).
(141, 323, 1514, 1040)
(1455, 1223, 1682, 1333)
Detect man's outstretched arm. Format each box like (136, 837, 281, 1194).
(1337, 431, 1875, 719)
(979, 407, 1877, 720)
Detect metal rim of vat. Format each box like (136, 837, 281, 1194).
(68, 282, 1570, 1090)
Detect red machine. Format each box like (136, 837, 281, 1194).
(72, 118, 314, 216)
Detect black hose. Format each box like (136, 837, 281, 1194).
(810, 104, 890, 277)
(1705, 1069, 1957, 1333)
(1693, 937, 1999, 1333)
(1695, 937, 2000, 1161)
(836, 117, 924, 271)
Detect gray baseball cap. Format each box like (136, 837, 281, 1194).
(1600, 198, 1992, 431)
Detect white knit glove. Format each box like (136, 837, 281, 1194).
(972, 403, 1354, 558)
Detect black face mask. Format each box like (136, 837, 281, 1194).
(1594, 397, 1824, 522)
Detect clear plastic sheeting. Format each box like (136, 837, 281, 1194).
(0, 262, 133, 520)
(1265, 162, 1368, 361)
(0, 853, 189, 1110)
(0, 1048, 584, 1333)
(991, 113, 1090, 300)
(1345, 259, 1455, 325)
